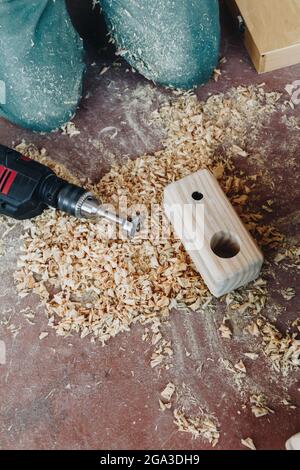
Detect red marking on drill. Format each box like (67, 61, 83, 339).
(0, 165, 6, 178)
(20, 155, 31, 161)
(0, 165, 17, 195)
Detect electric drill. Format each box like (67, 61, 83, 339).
(0, 144, 139, 237)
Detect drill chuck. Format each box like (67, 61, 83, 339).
(56, 183, 86, 217)
(36, 173, 86, 216)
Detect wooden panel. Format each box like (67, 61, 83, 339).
(263, 42, 300, 72)
(164, 170, 263, 297)
(227, 0, 300, 73)
(236, 0, 300, 53)
(243, 26, 265, 73)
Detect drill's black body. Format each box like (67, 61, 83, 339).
(0, 144, 85, 220)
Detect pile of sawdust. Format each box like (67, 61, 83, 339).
(14, 86, 286, 346)
(13, 85, 280, 343)
(173, 409, 220, 447)
(225, 280, 300, 376)
(10, 84, 300, 447)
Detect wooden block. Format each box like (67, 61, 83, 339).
(226, 0, 300, 73)
(163, 170, 263, 297)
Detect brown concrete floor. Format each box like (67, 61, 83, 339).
(0, 3, 299, 450)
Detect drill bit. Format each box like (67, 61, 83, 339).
(75, 193, 141, 238)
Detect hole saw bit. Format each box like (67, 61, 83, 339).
(0, 144, 140, 237)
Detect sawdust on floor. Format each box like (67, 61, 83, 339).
(9, 84, 300, 446)
(14, 85, 282, 342)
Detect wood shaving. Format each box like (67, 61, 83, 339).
(173, 409, 220, 447)
(2, 322, 21, 338)
(39, 332, 49, 340)
(219, 358, 245, 391)
(160, 382, 176, 402)
(250, 394, 274, 418)
(151, 338, 174, 369)
(251, 406, 269, 418)
(232, 144, 248, 157)
(281, 288, 296, 301)
(159, 399, 172, 411)
(213, 68, 221, 82)
(241, 437, 256, 450)
(235, 360, 246, 373)
(219, 321, 232, 339)
(285, 84, 295, 95)
(244, 353, 259, 360)
(60, 121, 80, 137)
(274, 246, 300, 265)
(229, 280, 299, 376)
(281, 398, 297, 410)
(245, 322, 260, 337)
(100, 66, 110, 76)
(260, 320, 300, 376)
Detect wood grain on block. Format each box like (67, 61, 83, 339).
(164, 170, 263, 297)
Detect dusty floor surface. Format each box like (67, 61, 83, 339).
(0, 5, 299, 449)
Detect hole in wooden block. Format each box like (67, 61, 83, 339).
(192, 191, 204, 201)
(210, 231, 240, 259)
